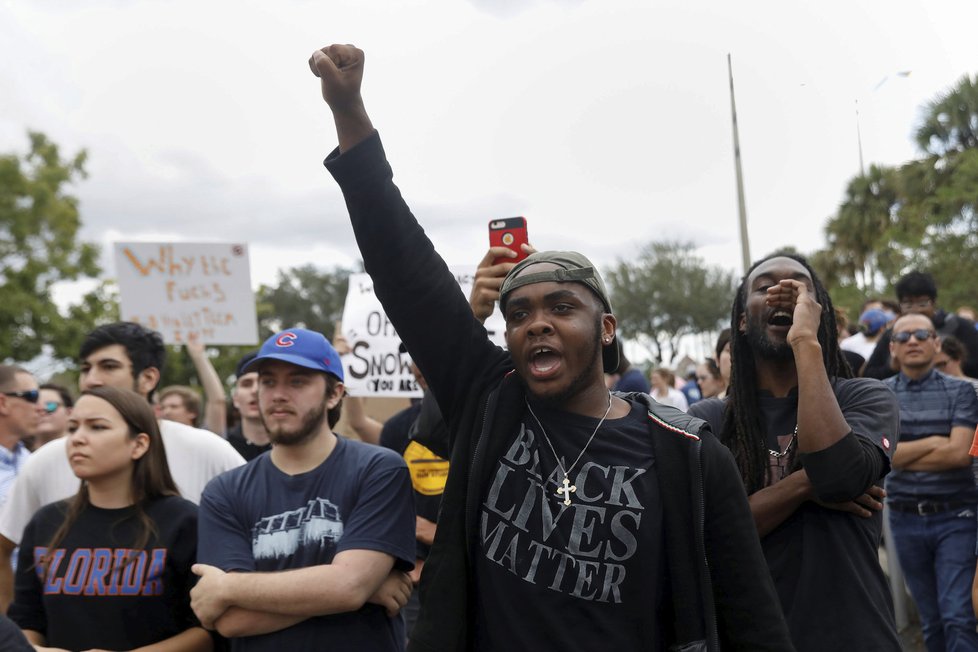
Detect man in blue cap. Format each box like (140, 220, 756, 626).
(840, 303, 893, 368)
(191, 328, 416, 651)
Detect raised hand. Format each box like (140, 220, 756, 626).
(766, 279, 821, 347)
(309, 43, 373, 152)
(470, 243, 535, 323)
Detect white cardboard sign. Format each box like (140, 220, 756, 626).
(114, 242, 259, 345)
(341, 268, 506, 397)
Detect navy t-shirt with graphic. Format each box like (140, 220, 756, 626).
(474, 398, 665, 652)
(198, 435, 416, 651)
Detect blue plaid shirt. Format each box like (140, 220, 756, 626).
(884, 369, 978, 501)
(0, 441, 29, 507)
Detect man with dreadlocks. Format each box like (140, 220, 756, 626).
(689, 253, 902, 652)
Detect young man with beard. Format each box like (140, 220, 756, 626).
(310, 43, 792, 651)
(688, 254, 902, 651)
(190, 328, 416, 650)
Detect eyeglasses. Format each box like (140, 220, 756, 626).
(42, 401, 63, 414)
(892, 329, 935, 343)
(900, 299, 933, 311)
(3, 390, 39, 404)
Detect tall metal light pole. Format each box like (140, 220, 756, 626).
(727, 54, 751, 274)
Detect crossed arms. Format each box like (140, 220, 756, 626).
(191, 550, 411, 638)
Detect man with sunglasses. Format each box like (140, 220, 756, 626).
(30, 384, 72, 450)
(885, 313, 978, 651)
(0, 367, 39, 510)
(864, 271, 978, 380)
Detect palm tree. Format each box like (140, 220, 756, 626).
(824, 164, 900, 293)
(915, 73, 978, 156)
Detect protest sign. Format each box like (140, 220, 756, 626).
(114, 242, 259, 345)
(341, 268, 506, 397)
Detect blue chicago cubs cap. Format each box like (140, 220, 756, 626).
(242, 328, 344, 382)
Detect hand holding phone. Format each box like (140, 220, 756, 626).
(489, 217, 529, 266)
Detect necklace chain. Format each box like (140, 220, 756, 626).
(768, 424, 799, 459)
(525, 393, 613, 505)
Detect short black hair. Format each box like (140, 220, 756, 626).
(325, 374, 343, 429)
(79, 322, 166, 399)
(895, 271, 937, 301)
(39, 383, 74, 409)
(940, 334, 967, 363)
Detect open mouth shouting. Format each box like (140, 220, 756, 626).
(768, 310, 793, 333)
(528, 346, 562, 379)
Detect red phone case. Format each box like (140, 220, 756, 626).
(489, 217, 529, 265)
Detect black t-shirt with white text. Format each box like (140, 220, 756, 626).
(475, 398, 664, 652)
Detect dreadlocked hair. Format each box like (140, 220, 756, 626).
(721, 252, 853, 494)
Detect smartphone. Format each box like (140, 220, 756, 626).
(489, 217, 529, 266)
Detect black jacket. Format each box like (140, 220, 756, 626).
(326, 132, 793, 652)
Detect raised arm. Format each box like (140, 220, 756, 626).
(333, 324, 383, 444)
(313, 43, 511, 422)
(309, 45, 373, 153)
(186, 336, 227, 434)
(772, 280, 850, 454)
(469, 244, 536, 324)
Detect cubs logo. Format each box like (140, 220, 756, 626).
(276, 332, 297, 348)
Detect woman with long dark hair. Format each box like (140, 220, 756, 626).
(9, 386, 211, 651)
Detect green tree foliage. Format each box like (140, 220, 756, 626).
(255, 264, 354, 337)
(0, 132, 107, 364)
(605, 241, 736, 364)
(916, 73, 978, 156)
(824, 164, 905, 293)
(817, 73, 978, 314)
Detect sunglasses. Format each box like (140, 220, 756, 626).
(892, 329, 935, 344)
(3, 389, 39, 404)
(43, 401, 63, 414)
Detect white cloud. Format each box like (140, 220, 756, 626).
(2, 0, 975, 296)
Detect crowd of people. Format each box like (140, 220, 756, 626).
(0, 42, 976, 652)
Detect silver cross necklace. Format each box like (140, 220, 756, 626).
(524, 393, 614, 506)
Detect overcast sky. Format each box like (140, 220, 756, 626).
(2, 0, 975, 299)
